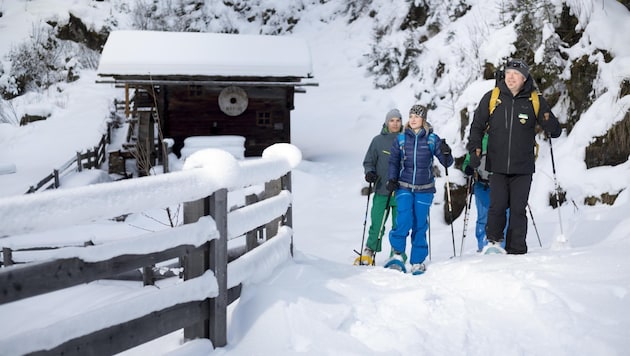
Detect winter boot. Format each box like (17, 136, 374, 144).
(389, 249, 408, 263)
(410, 263, 426, 275)
(383, 252, 406, 273)
(482, 240, 506, 255)
(354, 247, 375, 266)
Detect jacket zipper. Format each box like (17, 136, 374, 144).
(412, 134, 418, 186)
(507, 97, 515, 173)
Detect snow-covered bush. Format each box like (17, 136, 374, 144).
(364, 27, 422, 89)
(0, 25, 66, 98)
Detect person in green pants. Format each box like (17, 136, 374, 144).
(357, 108, 403, 265)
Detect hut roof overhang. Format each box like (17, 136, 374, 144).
(95, 30, 317, 87)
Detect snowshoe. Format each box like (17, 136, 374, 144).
(410, 263, 426, 275)
(353, 248, 375, 266)
(353, 254, 374, 266)
(482, 241, 506, 255)
(383, 254, 406, 273)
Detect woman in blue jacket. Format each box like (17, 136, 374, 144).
(385, 104, 453, 275)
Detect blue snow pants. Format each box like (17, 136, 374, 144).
(473, 181, 490, 251)
(389, 188, 433, 265)
(474, 181, 508, 251)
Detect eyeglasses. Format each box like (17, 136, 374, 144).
(507, 60, 527, 69)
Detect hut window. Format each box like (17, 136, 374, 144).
(257, 111, 272, 127)
(188, 85, 203, 96)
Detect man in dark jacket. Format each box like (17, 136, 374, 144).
(358, 109, 403, 265)
(467, 59, 561, 255)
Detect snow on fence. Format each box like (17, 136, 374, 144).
(0, 143, 301, 355)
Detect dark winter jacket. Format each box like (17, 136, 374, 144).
(363, 125, 399, 195)
(388, 125, 453, 194)
(467, 77, 561, 175)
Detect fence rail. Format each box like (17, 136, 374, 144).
(25, 133, 109, 194)
(0, 145, 298, 355)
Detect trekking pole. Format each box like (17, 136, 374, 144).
(527, 203, 542, 247)
(427, 210, 431, 261)
(444, 165, 456, 258)
(354, 182, 373, 260)
(548, 135, 565, 240)
(459, 175, 474, 256)
(372, 193, 393, 265)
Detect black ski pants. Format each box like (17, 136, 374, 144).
(486, 173, 532, 254)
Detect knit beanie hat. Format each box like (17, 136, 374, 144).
(384, 108, 402, 124)
(506, 59, 529, 79)
(409, 104, 428, 119)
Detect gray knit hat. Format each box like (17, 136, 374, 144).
(409, 104, 428, 119)
(506, 59, 529, 79)
(384, 108, 402, 124)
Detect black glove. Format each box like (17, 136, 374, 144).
(440, 141, 452, 156)
(469, 151, 481, 169)
(365, 171, 377, 183)
(464, 165, 474, 176)
(386, 179, 399, 192)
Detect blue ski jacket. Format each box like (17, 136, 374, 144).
(388, 125, 453, 193)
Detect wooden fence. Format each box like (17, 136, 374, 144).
(0, 146, 297, 355)
(25, 132, 110, 194)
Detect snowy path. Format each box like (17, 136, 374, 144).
(204, 157, 630, 355)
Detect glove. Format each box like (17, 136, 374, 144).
(469, 151, 481, 169)
(386, 179, 399, 193)
(464, 165, 474, 176)
(440, 141, 452, 156)
(365, 171, 378, 183)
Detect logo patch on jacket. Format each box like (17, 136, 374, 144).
(518, 113, 528, 124)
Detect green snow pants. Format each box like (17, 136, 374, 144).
(366, 193, 397, 252)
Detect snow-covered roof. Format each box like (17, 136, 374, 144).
(96, 30, 314, 81)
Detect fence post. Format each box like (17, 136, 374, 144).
(161, 140, 169, 174)
(2, 247, 13, 266)
(208, 188, 228, 347)
(281, 172, 294, 256)
(264, 179, 282, 240)
(142, 266, 155, 286)
(93, 146, 99, 168)
(53, 169, 60, 189)
(245, 194, 259, 251)
(76, 152, 83, 172)
(183, 188, 228, 347)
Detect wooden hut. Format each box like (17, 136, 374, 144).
(96, 30, 316, 172)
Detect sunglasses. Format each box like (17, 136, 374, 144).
(507, 60, 527, 69)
